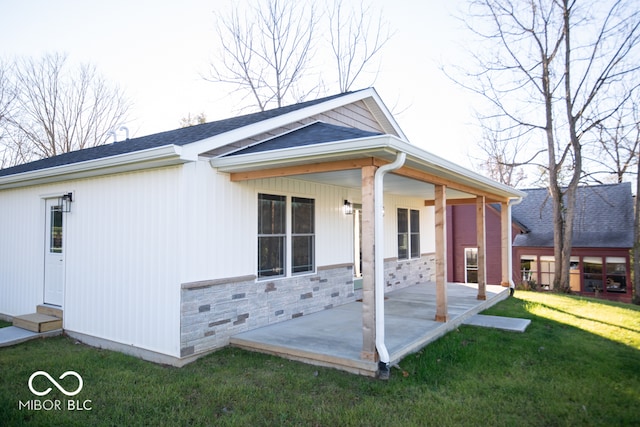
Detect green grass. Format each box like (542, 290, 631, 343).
(1, 292, 639, 426)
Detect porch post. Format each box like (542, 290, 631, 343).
(476, 196, 487, 300)
(361, 165, 377, 361)
(500, 201, 510, 287)
(435, 184, 449, 322)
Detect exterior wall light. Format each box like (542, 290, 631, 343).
(59, 192, 73, 213)
(343, 200, 353, 215)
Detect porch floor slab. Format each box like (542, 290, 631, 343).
(231, 282, 510, 376)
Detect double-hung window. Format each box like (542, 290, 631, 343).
(292, 197, 315, 274)
(258, 194, 286, 278)
(258, 194, 315, 278)
(397, 208, 420, 260)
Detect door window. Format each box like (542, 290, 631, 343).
(50, 205, 63, 253)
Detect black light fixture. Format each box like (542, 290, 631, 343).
(59, 192, 73, 213)
(343, 200, 353, 215)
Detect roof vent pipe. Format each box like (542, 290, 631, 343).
(374, 151, 406, 374)
(119, 126, 129, 140)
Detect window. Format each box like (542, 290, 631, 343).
(258, 194, 286, 278)
(583, 257, 603, 292)
(292, 197, 315, 274)
(465, 248, 478, 283)
(397, 208, 420, 260)
(520, 255, 537, 284)
(257, 194, 315, 279)
(540, 256, 555, 290)
(605, 257, 626, 293)
(50, 205, 63, 254)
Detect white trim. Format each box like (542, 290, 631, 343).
(211, 135, 525, 200)
(0, 145, 185, 190)
(180, 88, 404, 159)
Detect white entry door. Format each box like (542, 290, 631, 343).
(44, 198, 64, 306)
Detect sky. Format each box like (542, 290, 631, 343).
(0, 0, 484, 169)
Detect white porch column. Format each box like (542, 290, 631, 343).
(476, 196, 487, 300)
(435, 184, 448, 322)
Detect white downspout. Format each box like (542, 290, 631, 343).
(507, 197, 524, 292)
(374, 151, 406, 375)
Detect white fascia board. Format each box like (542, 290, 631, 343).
(391, 140, 526, 199)
(0, 145, 185, 190)
(210, 134, 395, 171)
(211, 134, 524, 200)
(180, 88, 404, 159)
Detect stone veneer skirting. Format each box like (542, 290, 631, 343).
(180, 254, 435, 358)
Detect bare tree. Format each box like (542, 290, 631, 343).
(586, 97, 639, 303)
(586, 99, 640, 184)
(452, 0, 640, 292)
(327, 0, 393, 93)
(0, 59, 18, 168)
(207, 0, 392, 111)
(635, 150, 640, 304)
(474, 118, 544, 187)
(207, 0, 318, 111)
(2, 53, 131, 165)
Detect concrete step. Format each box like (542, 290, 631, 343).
(36, 305, 63, 318)
(13, 313, 62, 333)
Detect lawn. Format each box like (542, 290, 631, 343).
(1, 292, 638, 426)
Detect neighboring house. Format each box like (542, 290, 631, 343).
(447, 183, 634, 303)
(0, 88, 523, 370)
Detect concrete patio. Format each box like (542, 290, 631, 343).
(231, 282, 511, 376)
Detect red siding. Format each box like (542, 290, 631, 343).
(447, 204, 505, 285)
(447, 204, 633, 303)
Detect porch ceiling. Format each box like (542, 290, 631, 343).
(291, 169, 473, 200)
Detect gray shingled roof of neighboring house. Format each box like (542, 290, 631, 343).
(0, 91, 354, 178)
(512, 182, 634, 248)
(224, 121, 382, 156)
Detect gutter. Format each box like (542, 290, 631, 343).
(374, 151, 406, 378)
(0, 145, 185, 190)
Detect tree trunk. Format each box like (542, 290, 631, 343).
(633, 159, 640, 304)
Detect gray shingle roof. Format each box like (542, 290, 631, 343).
(0, 91, 356, 178)
(512, 183, 634, 248)
(225, 122, 382, 156)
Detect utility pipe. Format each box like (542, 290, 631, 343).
(374, 151, 406, 374)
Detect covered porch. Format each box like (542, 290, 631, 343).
(211, 129, 524, 377)
(231, 281, 509, 376)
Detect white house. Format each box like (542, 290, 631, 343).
(0, 88, 524, 374)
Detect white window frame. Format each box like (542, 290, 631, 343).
(397, 207, 420, 260)
(464, 247, 478, 283)
(257, 193, 316, 280)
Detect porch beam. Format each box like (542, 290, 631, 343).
(394, 166, 510, 203)
(424, 197, 502, 206)
(434, 184, 449, 322)
(500, 201, 510, 287)
(476, 196, 487, 300)
(360, 165, 377, 361)
(229, 158, 382, 181)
